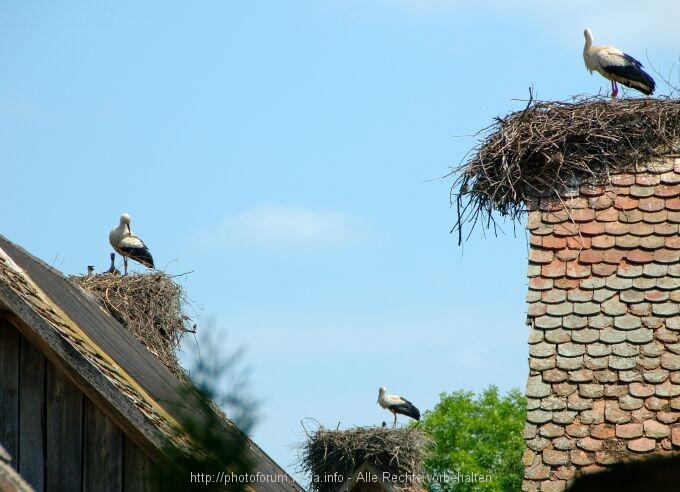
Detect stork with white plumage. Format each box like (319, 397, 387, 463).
(377, 386, 421, 428)
(109, 213, 154, 275)
(583, 27, 655, 98)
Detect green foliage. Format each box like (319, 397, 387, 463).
(421, 386, 526, 492)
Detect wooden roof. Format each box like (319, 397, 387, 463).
(0, 235, 302, 491)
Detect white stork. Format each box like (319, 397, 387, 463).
(377, 386, 421, 428)
(109, 213, 154, 275)
(583, 27, 655, 98)
(106, 252, 121, 275)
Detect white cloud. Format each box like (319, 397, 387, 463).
(195, 204, 369, 251)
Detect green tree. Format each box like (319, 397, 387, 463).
(421, 385, 526, 492)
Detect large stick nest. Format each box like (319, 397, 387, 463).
(299, 426, 432, 492)
(70, 272, 194, 379)
(451, 96, 680, 243)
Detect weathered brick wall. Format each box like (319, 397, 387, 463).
(523, 158, 680, 492)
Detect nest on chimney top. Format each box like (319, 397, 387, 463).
(451, 95, 680, 244)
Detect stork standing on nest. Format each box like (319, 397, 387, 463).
(109, 213, 154, 275)
(377, 386, 420, 428)
(583, 27, 655, 98)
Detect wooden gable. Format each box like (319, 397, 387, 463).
(0, 235, 302, 491)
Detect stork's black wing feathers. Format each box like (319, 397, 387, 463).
(120, 245, 155, 268)
(603, 54, 655, 95)
(388, 399, 421, 421)
(622, 53, 644, 68)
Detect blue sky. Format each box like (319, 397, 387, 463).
(2, 0, 678, 484)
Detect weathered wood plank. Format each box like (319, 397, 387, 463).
(46, 361, 83, 492)
(19, 333, 46, 490)
(83, 398, 123, 492)
(123, 435, 161, 492)
(0, 318, 20, 460)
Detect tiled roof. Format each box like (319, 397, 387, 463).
(523, 158, 680, 491)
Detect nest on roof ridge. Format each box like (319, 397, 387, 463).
(70, 271, 195, 379)
(299, 426, 432, 492)
(451, 96, 680, 243)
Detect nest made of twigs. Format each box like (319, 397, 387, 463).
(70, 272, 194, 379)
(299, 426, 432, 492)
(451, 95, 680, 243)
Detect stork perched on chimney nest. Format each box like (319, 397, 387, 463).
(583, 27, 655, 98)
(377, 386, 421, 428)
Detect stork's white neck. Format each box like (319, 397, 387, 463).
(583, 28, 593, 51)
(377, 387, 387, 407)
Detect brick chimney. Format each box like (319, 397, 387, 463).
(522, 158, 680, 491)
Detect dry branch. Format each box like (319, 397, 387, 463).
(451, 96, 680, 243)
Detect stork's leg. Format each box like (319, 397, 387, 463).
(611, 80, 618, 99)
(392, 412, 397, 429)
(124, 257, 128, 275)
